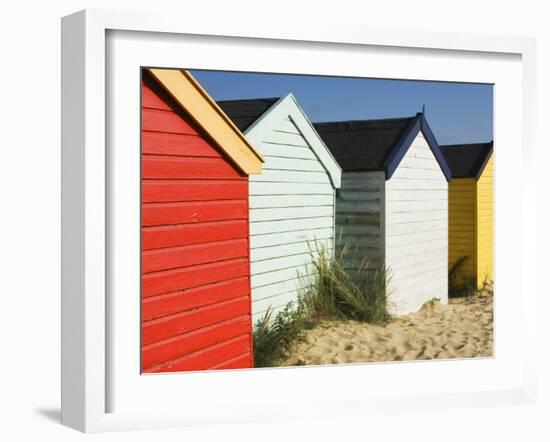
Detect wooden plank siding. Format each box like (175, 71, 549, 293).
(447, 178, 477, 278)
(335, 171, 384, 273)
(141, 74, 253, 373)
(476, 155, 494, 287)
(385, 133, 449, 314)
(249, 117, 336, 322)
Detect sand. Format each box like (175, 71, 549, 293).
(281, 282, 493, 366)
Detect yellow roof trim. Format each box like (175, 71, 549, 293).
(147, 68, 263, 174)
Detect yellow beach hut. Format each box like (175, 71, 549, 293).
(440, 142, 493, 289)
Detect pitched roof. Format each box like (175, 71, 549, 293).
(217, 98, 279, 132)
(313, 114, 451, 181)
(313, 117, 415, 172)
(440, 142, 493, 178)
(146, 68, 264, 174)
(217, 95, 342, 188)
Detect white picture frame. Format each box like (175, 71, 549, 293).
(61, 9, 538, 433)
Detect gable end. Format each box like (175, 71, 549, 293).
(147, 68, 264, 175)
(240, 94, 342, 188)
(384, 114, 452, 181)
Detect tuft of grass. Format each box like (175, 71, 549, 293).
(300, 240, 392, 324)
(448, 256, 476, 297)
(252, 239, 391, 367)
(253, 300, 311, 368)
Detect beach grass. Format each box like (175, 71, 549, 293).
(448, 256, 476, 297)
(252, 240, 391, 367)
(300, 241, 391, 324)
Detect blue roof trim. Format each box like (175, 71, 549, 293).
(420, 116, 452, 181)
(475, 142, 494, 180)
(384, 113, 452, 182)
(384, 114, 422, 180)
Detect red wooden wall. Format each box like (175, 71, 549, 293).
(141, 72, 253, 373)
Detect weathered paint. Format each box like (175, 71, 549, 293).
(141, 71, 254, 373)
(335, 171, 384, 271)
(385, 132, 448, 314)
(476, 154, 494, 287)
(244, 95, 341, 322)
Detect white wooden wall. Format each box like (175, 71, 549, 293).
(335, 171, 384, 272)
(249, 116, 336, 322)
(385, 132, 448, 314)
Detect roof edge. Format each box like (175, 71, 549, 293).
(383, 114, 422, 179)
(440, 141, 494, 179)
(384, 113, 452, 181)
(241, 95, 286, 137)
(245, 93, 342, 188)
(420, 116, 452, 181)
(475, 141, 494, 180)
(147, 68, 264, 174)
(286, 93, 342, 188)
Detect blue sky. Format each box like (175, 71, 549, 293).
(191, 70, 493, 146)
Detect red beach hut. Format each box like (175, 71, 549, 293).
(141, 68, 263, 373)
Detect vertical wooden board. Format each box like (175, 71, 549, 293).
(385, 133, 448, 314)
(141, 77, 253, 372)
(248, 115, 336, 318)
(476, 155, 494, 287)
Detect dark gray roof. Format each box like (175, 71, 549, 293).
(217, 98, 279, 132)
(313, 117, 416, 171)
(440, 142, 493, 178)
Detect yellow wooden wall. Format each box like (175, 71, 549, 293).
(476, 155, 494, 287)
(448, 178, 477, 279)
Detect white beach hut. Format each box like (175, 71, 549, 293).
(219, 94, 342, 322)
(315, 113, 451, 314)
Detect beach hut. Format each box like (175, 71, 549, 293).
(440, 142, 494, 289)
(140, 69, 263, 373)
(315, 113, 452, 315)
(218, 94, 342, 322)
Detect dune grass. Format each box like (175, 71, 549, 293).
(300, 241, 391, 324)
(252, 240, 391, 367)
(252, 300, 313, 368)
(448, 256, 476, 297)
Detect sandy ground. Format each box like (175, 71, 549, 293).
(282, 283, 493, 366)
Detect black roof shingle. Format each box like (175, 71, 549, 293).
(313, 117, 416, 171)
(440, 142, 493, 178)
(217, 98, 279, 132)
(217, 98, 452, 181)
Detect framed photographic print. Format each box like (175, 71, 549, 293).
(61, 9, 537, 432)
